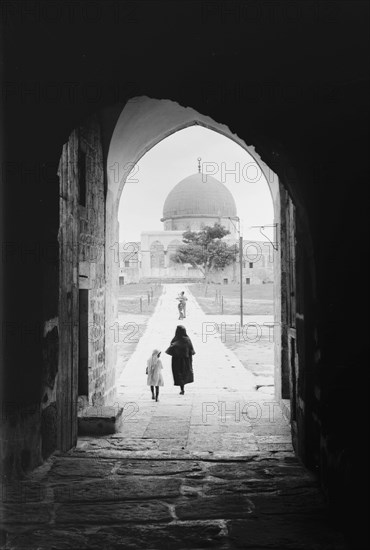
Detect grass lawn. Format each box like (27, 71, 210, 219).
(190, 283, 274, 315)
(117, 283, 162, 376)
(118, 283, 163, 315)
(215, 323, 274, 379)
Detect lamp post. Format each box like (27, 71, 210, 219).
(229, 217, 243, 327)
(239, 223, 243, 328)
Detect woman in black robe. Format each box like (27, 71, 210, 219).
(165, 325, 195, 395)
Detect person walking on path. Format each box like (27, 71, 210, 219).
(176, 290, 188, 319)
(178, 300, 185, 320)
(165, 325, 195, 395)
(146, 349, 164, 401)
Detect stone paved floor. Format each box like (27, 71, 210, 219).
(114, 284, 282, 459)
(0, 286, 349, 549)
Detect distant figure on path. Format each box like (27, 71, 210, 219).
(165, 325, 195, 395)
(178, 300, 185, 320)
(176, 290, 188, 319)
(146, 349, 164, 402)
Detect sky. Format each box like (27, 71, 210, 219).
(118, 126, 274, 243)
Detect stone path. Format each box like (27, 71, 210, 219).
(0, 454, 348, 549)
(112, 284, 285, 459)
(0, 285, 349, 548)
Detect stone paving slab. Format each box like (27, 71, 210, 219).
(2, 528, 94, 550)
(1, 454, 349, 549)
(207, 460, 314, 481)
(116, 460, 202, 476)
(52, 476, 182, 502)
(1, 482, 47, 503)
(257, 442, 294, 452)
(48, 457, 116, 479)
(157, 439, 189, 451)
(71, 446, 296, 461)
(55, 500, 172, 524)
(227, 517, 347, 549)
(252, 423, 293, 435)
(175, 494, 254, 520)
(2, 522, 230, 550)
(143, 425, 190, 439)
(78, 438, 161, 451)
(0, 503, 52, 524)
(0, 286, 350, 549)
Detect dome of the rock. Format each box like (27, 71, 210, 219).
(162, 172, 237, 222)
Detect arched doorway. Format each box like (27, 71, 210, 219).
(150, 241, 165, 270)
(57, 96, 305, 453)
(105, 97, 283, 403)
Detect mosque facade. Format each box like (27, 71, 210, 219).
(119, 171, 274, 285)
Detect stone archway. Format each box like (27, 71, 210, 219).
(150, 241, 165, 270)
(105, 97, 284, 405)
(57, 96, 310, 451)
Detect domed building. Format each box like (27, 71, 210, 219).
(119, 167, 274, 285)
(161, 172, 239, 235)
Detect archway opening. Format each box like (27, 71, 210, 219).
(57, 97, 298, 455)
(109, 109, 288, 454)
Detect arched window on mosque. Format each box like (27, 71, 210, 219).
(150, 241, 165, 269)
(167, 240, 182, 267)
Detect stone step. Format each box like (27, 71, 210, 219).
(78, 406, 124, 436)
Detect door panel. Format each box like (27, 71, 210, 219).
(58, 132, 79, 452)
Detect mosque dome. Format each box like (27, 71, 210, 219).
(162, 172, 237, 221)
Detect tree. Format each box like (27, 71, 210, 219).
(170, 223, 238, 283)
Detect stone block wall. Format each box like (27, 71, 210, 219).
(77, 116, 107, 406)
(103, 195, 120, 407)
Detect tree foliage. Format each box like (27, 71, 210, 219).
(170, 223, 238, 280)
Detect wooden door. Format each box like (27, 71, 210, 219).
(57, 131, 79, 451)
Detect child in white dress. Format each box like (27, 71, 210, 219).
(146, 349, 164, 401)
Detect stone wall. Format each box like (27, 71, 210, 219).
(77, 116, 106, 406)
(0, 115, 108, 474)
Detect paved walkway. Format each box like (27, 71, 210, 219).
(108, 284, 286, 459)
(0, 285, 349, 549)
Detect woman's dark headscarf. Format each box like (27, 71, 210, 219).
(168, 324, 195, 356)
(173, 325, 187, 339)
